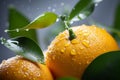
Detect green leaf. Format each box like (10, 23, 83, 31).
(112, 3, 120, 42)
(57, 77, 78, 80)
(69, 0, 94, 20)
(25, 12, 58, 29)
(82, 50, 120, 80)
(0, 37, 44, 63)
(113, 3, 120, 31)
(8, 6, 38, 42)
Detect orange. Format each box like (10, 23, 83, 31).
(0, 56, 53, 80)
(45, 25, 119, 79)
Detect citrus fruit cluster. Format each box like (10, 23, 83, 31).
(45, 25, 119, 79)
(0, 25, 119, 80)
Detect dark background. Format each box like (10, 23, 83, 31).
(0, 0, 120, 62)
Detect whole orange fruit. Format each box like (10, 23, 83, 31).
(45, 25, 119, 79)
(0, 56, 53, 80)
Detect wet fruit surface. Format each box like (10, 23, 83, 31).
(45, 25, 119, 79)
(0, 56, 53, 80)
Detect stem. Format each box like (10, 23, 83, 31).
(64, 21, 76, 40)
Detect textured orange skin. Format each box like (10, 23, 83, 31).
(0, 56, 53, 80)
(45, 25, 119, 79)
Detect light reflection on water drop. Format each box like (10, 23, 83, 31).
(94, 0, 103, 3)
(78, 13, 87, 20)
(4, 29, 9, 33)
(56, 18, 59, 22)
(70, 13, 87, 24)
(95, 3, 98, 6)
(1, 41, 4, 44)
(16, 29, 19, 32)
(25, 29, 29, 31)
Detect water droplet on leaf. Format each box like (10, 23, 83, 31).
(78, 13, 87, 20)
(4, 29, 9, 33)
(95, 3, 98, 6)
(94, 0, 103, 3)
(25, 29, 29, 31)
(16, 29, 19, 32)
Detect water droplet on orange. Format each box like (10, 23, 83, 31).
(52, 56, 55, 60)
(71, 39, 79, 44)
(64, 43, 69, 47)
(82, 40, 90, 47)
(83, 32, 90, 36)
(70, 49, 76, 56)
(61, 48, 65, 53)
(79, 46, 84, 50)
(1, 60, 6, 64)
(72, 58, 76, 61)
(86, 61, 90, 64)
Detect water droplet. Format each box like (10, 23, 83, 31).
(83, 32, 90, 37)
(86, 61, 90, 64)
(56, 18, 59, 22)
(72, 58, 76, 61)
(70, 21, 74, 24)
(0, 37, 6, 44)
(16, 29, 19, 32)
(61, 2, 64, 6)
(79, 46, 84, 50)
(64, 43, 69, 47)
(78, 30, 83, 35)
(95, 3, 98, 6)
(1, 41, 4, 44)
(61, 48, 65, 53)
(70, 16, 79, 24)
(78, 13, 87, 20)
(94, 0, 103, 3)
(4, 29, 9, 33)
(82, 40, 90, 47)
(71, 39, 79, 44)
(70, 49, 76, 56)
(52, 56, 55, 60)
(1, 60, 6, 64)
(36, 72, 40, 76)
(25, 29, 29, 31)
